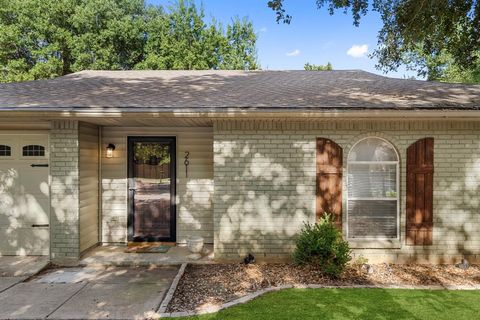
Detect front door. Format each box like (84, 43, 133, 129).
(127, 137, 176, 242)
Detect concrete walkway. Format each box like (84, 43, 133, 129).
(0, 256, 50, 294)
(0, 265, 179, 320)
(0, 256, 49, 277)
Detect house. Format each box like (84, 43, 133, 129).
(1, 70, 479, 265)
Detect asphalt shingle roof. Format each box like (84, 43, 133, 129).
(0, 70, 479, 112)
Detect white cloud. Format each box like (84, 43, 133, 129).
(259, 27, 267, 32)
(286, 49, 300, 57)
(347, 44, 368, 58)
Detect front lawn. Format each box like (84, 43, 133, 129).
(171, 288, 480, 320)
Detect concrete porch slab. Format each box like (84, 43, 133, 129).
(0, 282, 85, 319)
(34, 265, 179, 285)
(0, 256, 49, 277)
(80, 244, 214, 266)
(89, 265, 180, 285)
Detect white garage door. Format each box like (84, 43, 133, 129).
(0, 133, 50, 255)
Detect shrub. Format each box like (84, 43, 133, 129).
(352, 254, 369, 269)
(293, 214, 351, 277)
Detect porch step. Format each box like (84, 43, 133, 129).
(78, 244, 215, 267)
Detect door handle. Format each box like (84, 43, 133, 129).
(32, 224, 49, 227)
(31, 164, 49, 167)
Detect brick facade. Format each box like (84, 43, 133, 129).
(46, 118, 480, 264)
(213, 120, 480, 263)
(50, 120, 80, 265)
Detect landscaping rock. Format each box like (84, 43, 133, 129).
(243, 253, 255, 264)
(384, 263, 393, 274)
(361, 264, 374, 274)
(456, 258, 470, 270)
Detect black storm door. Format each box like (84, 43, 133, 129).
(127, 137, 176, 242)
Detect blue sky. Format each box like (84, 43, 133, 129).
(147, 0, 416, 79)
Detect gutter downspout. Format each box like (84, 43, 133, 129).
(97, 126, 102, 246)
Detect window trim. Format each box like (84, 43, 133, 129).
(22, 144, 46, 157)
(346, 137, 400, 241)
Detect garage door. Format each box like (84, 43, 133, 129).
(0, 133, 50, 255)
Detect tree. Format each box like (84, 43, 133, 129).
(0, 0, 259, 83)
(304, 62, 332, 71)
(429, 53, 480, 84)
(135, 2, 258, 70)
(440, 63, 480, 84)
(222, 17, 258, 70)
(0, 0, 147, 82)
(268, 0, 480, 82)
(70, 0, 146, 71)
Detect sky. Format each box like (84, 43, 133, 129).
(147, 0, 417, 79)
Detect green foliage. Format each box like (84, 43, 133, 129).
(293, 215, 351, 277)
(267, 0, 291, 24)
(134, 143, 170, 164)
(0, 0, 259, 82)
(268, 1, 480, 82)
(304, 62, 332, 71)
(404, 48, 480, 83)
(439, 62, 480, 84)
(222, 17, 258, 70)
(351, 254, 369, 269)
(431, 53, 480, 84)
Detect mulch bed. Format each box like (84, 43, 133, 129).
(167, 263, 480, 312)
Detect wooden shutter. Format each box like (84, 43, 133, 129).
(316, 138, 343, 230)
(406, 137, 434, 245)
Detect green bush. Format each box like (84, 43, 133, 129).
(293, 214, 351, 277)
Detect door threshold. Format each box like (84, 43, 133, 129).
(127, 242, 176, 247)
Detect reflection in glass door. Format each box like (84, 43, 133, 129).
(127, 137, 176, 242)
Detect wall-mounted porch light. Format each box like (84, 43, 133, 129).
(106, 143, 116, 158)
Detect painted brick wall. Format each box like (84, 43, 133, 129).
(213, 120, 480, 263)
(50, 120, 80, 265)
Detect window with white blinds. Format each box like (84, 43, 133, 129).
(347, 138, 399, 239)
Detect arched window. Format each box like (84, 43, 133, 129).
(22, 145, 45, 157)
(347, 137, 399, 239)
(0, 145, 11, 157)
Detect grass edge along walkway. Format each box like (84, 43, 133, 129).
(168, 287, 480, 320)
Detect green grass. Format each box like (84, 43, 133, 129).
(171, 288, 480, 320)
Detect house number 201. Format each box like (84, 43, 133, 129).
(184, 151, 190, 178)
